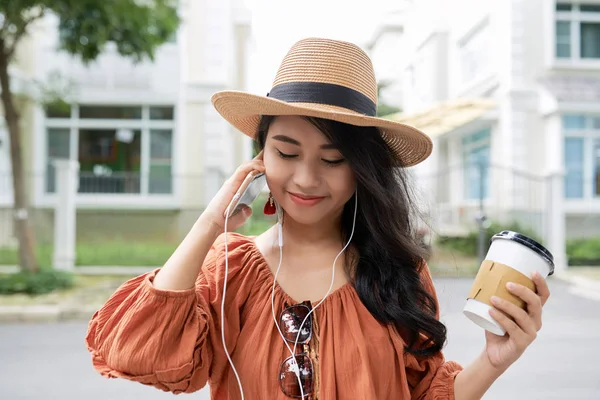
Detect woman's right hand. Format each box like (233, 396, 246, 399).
(200, 152, 265, 233)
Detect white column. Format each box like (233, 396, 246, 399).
(544, 114, 567, 272)
(52, 159, 79, 271)
(546, 171, 567, 272)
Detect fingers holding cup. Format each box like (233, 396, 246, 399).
(532, 270, 551, 306)
(506, 280, 544, 331)
(462, 231, 554, 337)
(490, 294, 537, 337)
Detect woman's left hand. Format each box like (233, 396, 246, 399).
(484, 271, 551, 371)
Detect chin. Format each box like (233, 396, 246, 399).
(284, 210, 327, 226)
(281, 201, 339, 226)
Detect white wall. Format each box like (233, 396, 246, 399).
(23, 1, 252, 210)
(179, 0, 251, 208)
(33, 15, 181, 105)
(400, 0, 516, 113)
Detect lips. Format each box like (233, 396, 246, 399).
(290, 193, 325, 200)
(288, 192, 326, 207)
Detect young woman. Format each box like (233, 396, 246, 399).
(86, 38, 550, 400)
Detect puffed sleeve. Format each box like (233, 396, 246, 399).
(85, 233, 252, 394)
(404, 263, 464, 400)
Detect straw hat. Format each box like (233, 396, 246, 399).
(211, 37, 432, 167)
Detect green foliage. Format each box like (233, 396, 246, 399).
(566, 238, 600, 266)
(0, 269, 74, 295)
(377, 103, 402, 117)
(0, 242, 177, 267)
(75, 242, 177, 266)
(436, 220, 542, 257)
(236, 192, 276, 236)
(437, 222, 600, 266)
(0, 0, 179, 63)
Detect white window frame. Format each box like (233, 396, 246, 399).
(39, 104, 178, 209)
(563, 115, 600, 202)
(551, 1, 600, 68)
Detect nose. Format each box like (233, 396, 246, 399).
(292, 161, 321, 190)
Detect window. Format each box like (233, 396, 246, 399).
(581, 22, 600, 58)
(459, 20, 491, 83)
(78, 129, 142, 194)
(45, 105, 175, 195)
(555, 2, 600, 60)
(79, 105, 142, 119)
(563, 114, 600, 199)
(462, 129, 491, 200)
(150, 106, 175, 120)
(149, 129, 173, 194)
(46, 128, 70, 193)
(565, 137, 584, 198)
(595, 140, 600, 196)
(556, 21, 572, 58)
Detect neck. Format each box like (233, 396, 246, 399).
(280, 213, 343, 248)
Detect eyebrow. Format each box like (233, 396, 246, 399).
(271, 134, 339, 150)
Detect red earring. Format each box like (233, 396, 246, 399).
(263, 193, 276, 215)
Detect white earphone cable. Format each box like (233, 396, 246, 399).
(271, 191, 358, 399)
(222, 199, 245, 400)
(222, 191, 359, 400)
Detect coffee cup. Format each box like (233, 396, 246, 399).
(463, 230, 554, 336)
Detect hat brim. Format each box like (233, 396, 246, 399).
(211, 90, 432, 167)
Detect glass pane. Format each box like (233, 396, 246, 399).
(462, 128, 490, 146)
(593, 117, 600, 129)
(46, 128, 70, 193)
(580, 5, 600, 12)
(149, 129, 173, 194)
(595, 140, 600, 197)
(556, 3, 572, 11)
(563, 114, 586, 130)
(78, 129, 141, 193)
(581, 23, 600, 59)
(556, 21, 571, 58)
(464, 145, 489, 200)
(79, 105, 142, 119)
(149, 106, 175, 120)
(564, 137, 584, 198)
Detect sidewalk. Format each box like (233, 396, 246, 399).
(1, 265, 599, 323)
(552, 266, 600, 301)
(0, 265, 155, 323)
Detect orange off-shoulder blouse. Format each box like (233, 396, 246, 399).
(85, 232, 463, 399)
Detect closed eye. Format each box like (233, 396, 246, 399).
(322, 158, 345, 165)
(276, 149, 298, 159)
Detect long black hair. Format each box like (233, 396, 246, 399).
(256, 116, 446, 357)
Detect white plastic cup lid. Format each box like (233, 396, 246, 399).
(490, 231, 555, 275)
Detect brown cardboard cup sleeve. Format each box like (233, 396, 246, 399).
(467, 260, 535, 309)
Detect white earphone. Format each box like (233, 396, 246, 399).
(222, 197, 245, 398)
(223, 191, 358, 400)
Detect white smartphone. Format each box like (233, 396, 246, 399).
(225, 171, 267, 218)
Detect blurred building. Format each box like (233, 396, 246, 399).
(381, 0, 600, 268)
(0, 0, 253, 245)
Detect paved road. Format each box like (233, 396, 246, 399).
(1, 277, 598, 399)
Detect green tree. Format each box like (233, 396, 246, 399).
(0, 0, 179, 272)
